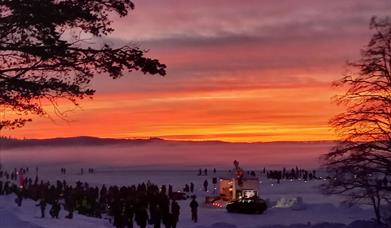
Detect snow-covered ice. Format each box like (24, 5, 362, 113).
(0, 170, 376, 228)
(0, 142, 382, 227)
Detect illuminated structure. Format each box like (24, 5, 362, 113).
(219, 161, 260, 201)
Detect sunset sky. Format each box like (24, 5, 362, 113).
(2, 0, 391, 142)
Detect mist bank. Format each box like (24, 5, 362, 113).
(0, 137, 335, 170)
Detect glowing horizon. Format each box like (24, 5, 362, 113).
(1, 0, 390, 142)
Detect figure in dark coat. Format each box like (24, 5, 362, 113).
(189, 197, 198, 223)
(112, 199, 125, 228)
(135, 206, 149, 228)
(64, 194, 75, 219)
(152, 205, 161, 228)
(203, 180, 208, 192)
(36, 199, 47, 218)
(125, 203, 135, 228)
(15, 189, 23, 207)
(171, 200, 180, 228)
(50, 200, 61, 218)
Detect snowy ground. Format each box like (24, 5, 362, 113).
(0, 169, 376, 228)
(0, 142, 380, 227)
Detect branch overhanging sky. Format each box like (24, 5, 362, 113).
(3, 0, 391, 142)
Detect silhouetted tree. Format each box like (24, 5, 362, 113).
(322, 17, 391, 224)
(0, 0, 166, 130)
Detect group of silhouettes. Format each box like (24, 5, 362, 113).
(0, 167, 200, 228)
(182, 182, 194, 193)
(264, 167, 318, 183)
(80, 168, 95, 175)
(197, 168, 218, 176)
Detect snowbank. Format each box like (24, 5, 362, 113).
(192, 220, 387, 228)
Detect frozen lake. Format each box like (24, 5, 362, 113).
(0, 169, 373, 228)
(0, 140, 377, 228)
(0, 140, 335, 170)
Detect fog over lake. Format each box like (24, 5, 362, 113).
(0, 139, 335, 170)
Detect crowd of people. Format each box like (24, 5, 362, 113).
(0, 165, 333, 227)
(0, 168, 200, 228)
(264, 167, 318, 183)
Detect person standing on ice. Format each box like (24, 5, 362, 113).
(36, 198, 47, 218)
(203, 179, 208, 192)
(183, 184, 189, 192)
(15, 188, 23, 207)
(189, 196, 198, 223)
(18, 169, 25, 189)
(135, 205, 149, 228)
(151, 204, 161, 228)
(171, 200, 180, 228)
(64, 194, 75, 219)
(50, 199, 61, 218)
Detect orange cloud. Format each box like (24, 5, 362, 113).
(2, 80, 342, 142)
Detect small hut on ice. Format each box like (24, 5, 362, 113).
(219, 160, 260, 201)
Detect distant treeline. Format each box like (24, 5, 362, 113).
(0, 136, 164, 149)
(0, 136, 337, 149)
